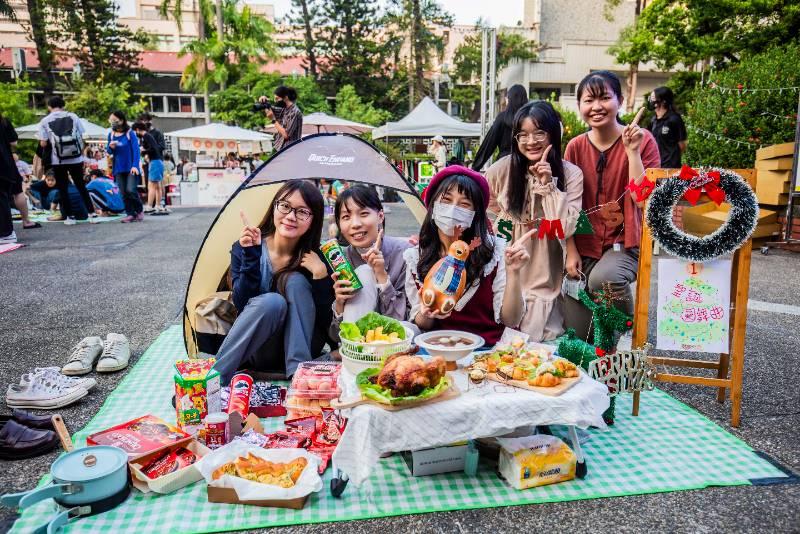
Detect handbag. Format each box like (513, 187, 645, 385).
(193, 291, 238, 354)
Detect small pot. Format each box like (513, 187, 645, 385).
(1, 445, 130, 533)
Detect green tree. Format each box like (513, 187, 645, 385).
(211, 69, 330, 129)
(386, 0, 454, 109)
(0, 78, 37, 126)
(683, 43, 799, 168)
(53, 0, 151, 83)
(65, 77, 146, 125)
(285, 0, 323, 78)
(333, 84, 391, 126)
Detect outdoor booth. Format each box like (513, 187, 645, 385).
(264, 112, 374, 136)
(372, 97, 481, 189)
(15, 118, 109, 141)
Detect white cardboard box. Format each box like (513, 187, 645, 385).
(404, 444, 467, 476)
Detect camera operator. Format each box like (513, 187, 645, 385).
(258, 85, 303, 152)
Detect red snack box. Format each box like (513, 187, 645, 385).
(288, 362, 342, 399)
(142, 447, 197, 479)
(87, 415, 191, 458)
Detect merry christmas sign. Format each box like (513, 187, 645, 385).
(656, 259, 731, 354)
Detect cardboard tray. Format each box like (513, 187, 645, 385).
(129, 438, 211, 494)
(486, 374, 581, 396)
(207, 485, 308, 509)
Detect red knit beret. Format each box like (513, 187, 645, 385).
(421, 165, 490, 209)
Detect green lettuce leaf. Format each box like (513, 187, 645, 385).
(354, 312, 406, 340)
(339, 322, 362, 341)
(356, 367, 450, 405)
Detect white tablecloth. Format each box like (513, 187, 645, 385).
(332, 365, 610, 486)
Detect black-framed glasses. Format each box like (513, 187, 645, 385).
(275, 200, 312, 221)
(514, 132, 548, 144)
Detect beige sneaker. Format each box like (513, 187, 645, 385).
(96, 333, 130, 373)
(62, 337, 104, 375)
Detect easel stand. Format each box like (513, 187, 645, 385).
(631, 168, 756, 428)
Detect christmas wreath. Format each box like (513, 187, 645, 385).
(646, 166, 758, 262)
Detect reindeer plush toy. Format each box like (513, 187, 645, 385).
(421, 229, 482, 314)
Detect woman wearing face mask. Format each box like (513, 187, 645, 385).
(211, 180, 334, 383)
(404, 166, 529, 345)
(106, 111, 143, 223)
(328, 185, 411, 342)
(485, 101, 584, 341)
(562, 71, 660, 342)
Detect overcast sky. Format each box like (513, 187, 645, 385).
(260, 0, 525, 27)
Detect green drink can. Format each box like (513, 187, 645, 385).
(320, 239, 362, 290)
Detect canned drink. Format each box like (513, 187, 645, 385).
(227, 373, 253, 418)
(320, 239, 362, 290)
(204, 412, 229, 449)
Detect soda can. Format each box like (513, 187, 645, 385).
(227, 373, 253, 418)
(204, 412, 229, 449)
(320, 239, 362, 290)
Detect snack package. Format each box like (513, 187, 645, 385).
(142, 447, 197, 479)
(285, 416, 318, 436)
(221, 383, 287, 418)
(288, 362, 342, 400)
(266, 431, 311, 449)
(307, 444, 336, 474)
(497, 434, 577, 490)
(87, 415, 191, 457)
(227, 373, 254, 418)
(321, 240, 362, 290)
(174, 359, 221, 434)
(234, 428, 270, 448)
(313, 408, 346, 447)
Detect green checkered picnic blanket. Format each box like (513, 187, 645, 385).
(11, 326, 786, 533)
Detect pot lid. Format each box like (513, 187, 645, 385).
(52, 446, 128, 482)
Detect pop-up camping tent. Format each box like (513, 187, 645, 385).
(183, 133, 427, 355)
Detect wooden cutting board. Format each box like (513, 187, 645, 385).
(485, 373, 581, 397)
(331, 379, 460, 411)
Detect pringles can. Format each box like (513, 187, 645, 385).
(320, 239, 362, 290)
(227, 373, 253, 418)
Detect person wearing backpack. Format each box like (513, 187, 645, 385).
(106, 111, 143, 223)
(37, 96, 91, 225)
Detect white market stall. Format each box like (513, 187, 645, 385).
(15, 118, 109, 141)
(264, 112, 374, 136)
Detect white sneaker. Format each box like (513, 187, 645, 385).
(24, 367, 97, 392)
(0, 231, 18, 244)
(6, 374, 88, 409)
(64, 217, 77, 226)
(96, 333, 130, 373)
(62, 337, 104, 375)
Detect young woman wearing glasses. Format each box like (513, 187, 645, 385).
(485, 101, 584, 342)
(212, 180, 334, 382)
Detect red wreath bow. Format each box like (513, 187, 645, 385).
(628, 175, 655, 202)
(679, 165, 726, 206)
(537, 218, 565, 240)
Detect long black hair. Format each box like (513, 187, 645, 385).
(334, 185, 385, 230)
(652, 86, 675, 112)
(502, 84, 529, 129)
(110, 110, 130, 132)
(506, 101, 566, 219)
(576, 70, 625, 125)
(417, 174, 494, 288)
(257, 179, 324, 294)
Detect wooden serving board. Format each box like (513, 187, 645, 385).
(486, 373, 581, 397)
(331, 380, 460, 411)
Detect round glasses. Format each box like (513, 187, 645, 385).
(514, 132, 548, 144)
(275, 200, 312, 221)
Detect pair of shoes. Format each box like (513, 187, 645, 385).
(62, 334, 130, 375)
(143, 205, 155, 213)
(152, 206, 170, 216)
(47, 214, 64, 222)
(63, 217, 77, 226)
(0, 232, 17, 244)
(6, 370, 90, 410)
(0, 408, 57, 430)
(120, 215, 135, 223)
(135, 212, 144, 222)
(22, 222, 42, 229)
(0, 418, 58, 460)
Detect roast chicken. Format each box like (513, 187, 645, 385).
(371, 354, 447, 397)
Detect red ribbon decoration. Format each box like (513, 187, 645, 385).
(537, 219, 565, 240)
(679, 165, 726, 206)
(595, 347, 607, 357)
(628, 175, 655, 202)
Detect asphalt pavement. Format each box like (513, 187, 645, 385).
(1, 204, 798, 533)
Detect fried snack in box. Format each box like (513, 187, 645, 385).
(174, 359, 221, 434)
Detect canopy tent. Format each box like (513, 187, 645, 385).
(182, 133, 427, 356)
(371, 97, 481, 140)
(264, 112, 374, 136)
(165, 122, 272, 154)
(15, 118, 108, 141)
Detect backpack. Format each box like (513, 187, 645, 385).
(48, 115, 83, 160)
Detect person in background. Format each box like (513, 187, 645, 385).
(472, 84, 529, 171)
(133, 121, 167, 215)
(648, 86, 687, 168)
(429, 135, 448, 172)
(12, 153, 41, 229)
(28, 171, 59, 210)
(451, 138, 466, 166)
(85, 169, 124, 216)
(106, 111, 143, 223)
(177, 157, 187, 179)
(0, 113, 20, 243)
(562, 70, 660, 349)
(259, 85, 303, 152)
(14, 153, 32, 181)
(37, 96, 92, 224)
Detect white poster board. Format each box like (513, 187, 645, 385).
(196, 167, 246, 206)
(656, 259, 732, 353)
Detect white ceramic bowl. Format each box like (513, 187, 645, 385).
(414, 330, 485, 364)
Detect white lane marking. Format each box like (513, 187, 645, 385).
(747, 300, 800, 316)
